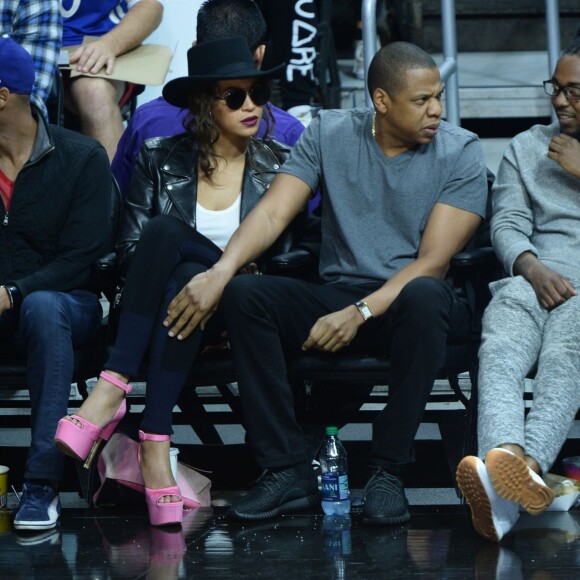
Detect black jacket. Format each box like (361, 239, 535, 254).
(0, 113, 112, 298)
(117, 134, 307, 274)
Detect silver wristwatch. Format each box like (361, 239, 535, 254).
(355, 300, 373, 321)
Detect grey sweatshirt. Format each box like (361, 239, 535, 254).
(491, 122, 580, 281)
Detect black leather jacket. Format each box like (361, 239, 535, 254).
(117, 134, 307, 274)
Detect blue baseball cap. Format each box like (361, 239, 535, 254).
(0, 35, 35, 95)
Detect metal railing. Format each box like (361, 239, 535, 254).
(362, 1, 564, 125)
(361, 0, 460, 125)
(546, 0, 561, 122)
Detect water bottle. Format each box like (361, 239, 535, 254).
(320, 426, 351, 515)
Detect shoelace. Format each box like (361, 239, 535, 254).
(364, 470, 402, 497)
(20, 484, 55, 504)
(253, 469, 293, 493)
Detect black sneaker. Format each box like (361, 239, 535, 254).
(362, 468, 411, 526)
(227, 467, 320, 521)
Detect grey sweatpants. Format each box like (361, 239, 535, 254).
(478, 275, 580, 474)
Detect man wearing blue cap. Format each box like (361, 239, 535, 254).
(0, 37, 111, 532)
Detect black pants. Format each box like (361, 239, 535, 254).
(106, 215, 223, 434)
(220, 274, 472, 474)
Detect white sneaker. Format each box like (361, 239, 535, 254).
(485, 448, 555, 514)
(456, 455, 519, 542)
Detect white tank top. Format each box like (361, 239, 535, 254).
(196, 193, 242, 250)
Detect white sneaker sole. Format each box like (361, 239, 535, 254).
(14, 519, 58, 531)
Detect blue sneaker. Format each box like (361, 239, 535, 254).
(13, 483, 61, 531)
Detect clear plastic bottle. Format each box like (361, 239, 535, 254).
(320, 426, 351, 515)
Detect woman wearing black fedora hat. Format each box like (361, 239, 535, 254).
(55, 36, 306, 527)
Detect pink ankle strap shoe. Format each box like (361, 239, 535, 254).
(139, 430, 183, 526)
(54, 371, 132, 468)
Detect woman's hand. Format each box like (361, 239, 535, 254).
(164, 268, 230, 340)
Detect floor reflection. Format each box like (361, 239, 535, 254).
(1, 505, 579, 578)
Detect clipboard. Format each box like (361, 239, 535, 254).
(60, 37, 173, 86)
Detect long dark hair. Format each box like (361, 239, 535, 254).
(182, 81, 275, 182)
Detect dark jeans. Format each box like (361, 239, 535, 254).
(221, 275, 471, 474)
(0, 289, 101, 481)
(106, 215, 224, 434)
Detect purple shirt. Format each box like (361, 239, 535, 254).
(111, 96, 305, 199)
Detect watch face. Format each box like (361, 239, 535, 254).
(356, 300, 372, 320)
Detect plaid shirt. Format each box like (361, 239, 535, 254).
(0, 0, 61, 119)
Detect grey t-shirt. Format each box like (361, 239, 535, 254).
(280, 108, 488, 285)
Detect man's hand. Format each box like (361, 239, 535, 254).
(515, 253, 576, 309)
(302, 305, 364, 353)
(548, 134, 580, 178)
(0, 286, 11, 315)
(163, 268, 230, 340)
(527, 262, 576, 309)
(70, 39, 118, 75)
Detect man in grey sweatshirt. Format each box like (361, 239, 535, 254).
(457, 37, 580, 543)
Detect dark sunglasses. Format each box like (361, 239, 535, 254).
(214, 83, 270, 110)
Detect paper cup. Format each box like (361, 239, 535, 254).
(0, 510, 11, 534)
(0, 466, 8, 509)
(169, 448, 179, 481)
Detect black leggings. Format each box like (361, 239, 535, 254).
(106, 215, 223, 434)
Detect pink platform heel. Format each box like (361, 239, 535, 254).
(139, 430, 183, 526)
(54, 371, 132, 469)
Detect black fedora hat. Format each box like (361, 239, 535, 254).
(163, 36, 284, 109)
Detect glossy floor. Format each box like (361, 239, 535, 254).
(1, 501, 579, 579)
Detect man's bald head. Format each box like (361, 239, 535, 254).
(367, 42, 437, 97)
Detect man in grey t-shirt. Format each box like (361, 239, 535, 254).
(164, 42, 489, 525)
(457, 39, 580, 543)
